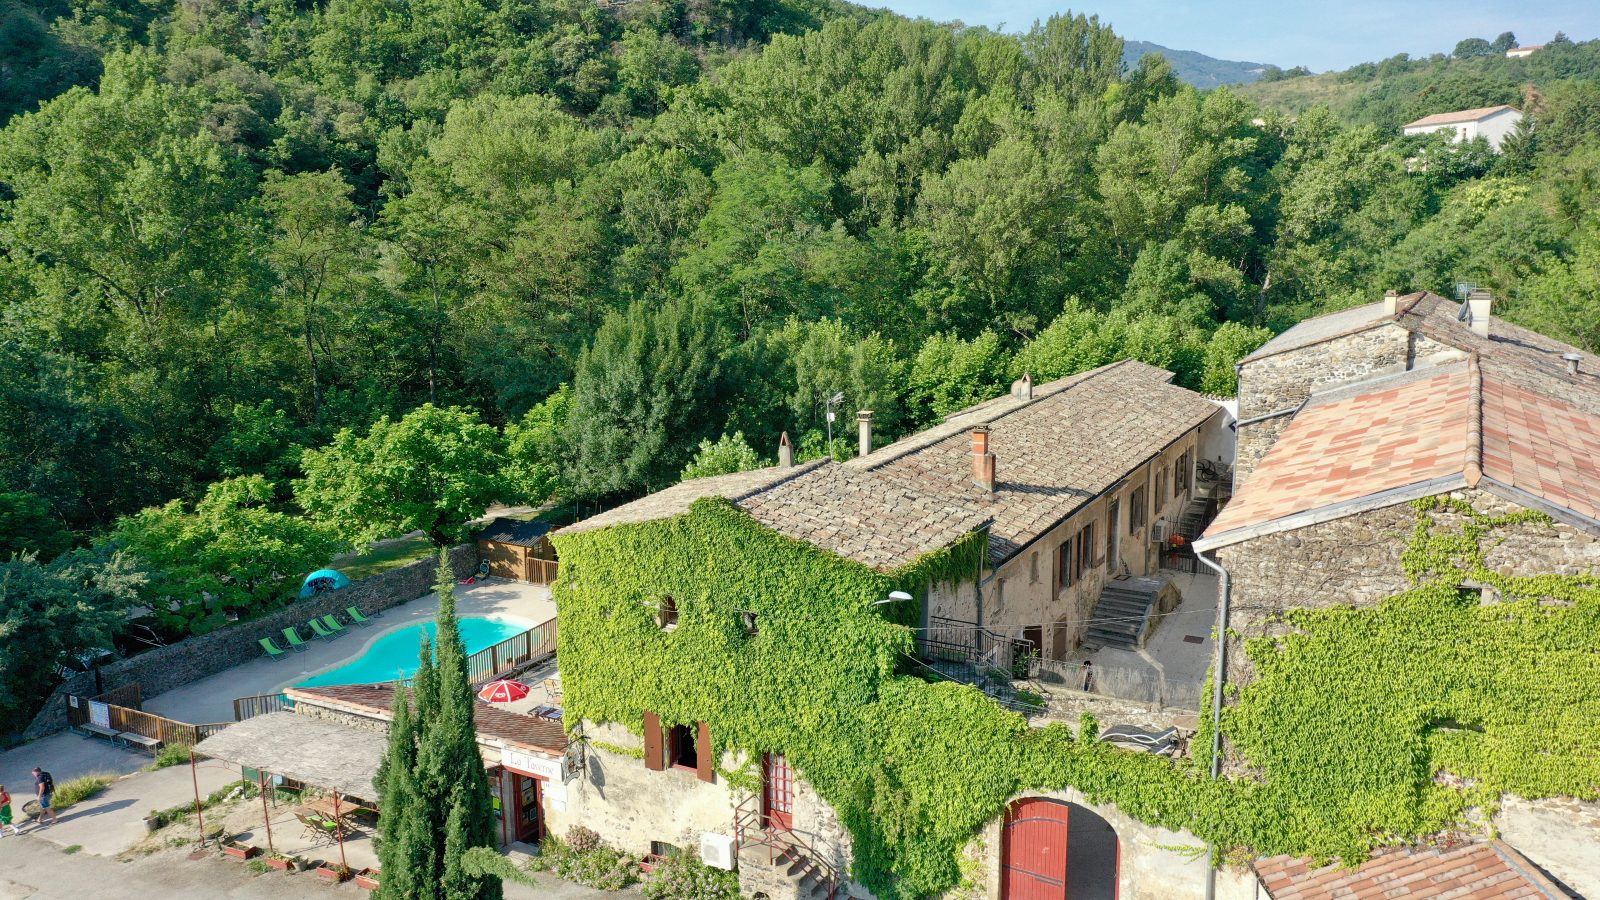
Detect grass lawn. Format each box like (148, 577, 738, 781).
(335, 534, 438, 581)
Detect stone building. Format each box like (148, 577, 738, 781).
(541, 359, 1240, 900)
(1196, 291, 1600, 897)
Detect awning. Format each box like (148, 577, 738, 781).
(195, 712, 386, 801)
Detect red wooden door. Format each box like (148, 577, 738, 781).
(1003, 799, 1071, 900)
(510, 772, 542, 843)
(763, 753, 794, 831)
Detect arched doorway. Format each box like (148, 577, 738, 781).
(1001, 798, 1119, 900)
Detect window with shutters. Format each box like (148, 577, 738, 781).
(669, 724, 698, 771)
(1105, 501, 1118, 566)
(1058, 537, 1074, 589)
(1130, 486, 1147, 532)
(1075, 521, 1095, 579)
(1029, 551, 1039, 584)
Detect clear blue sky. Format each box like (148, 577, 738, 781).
(870, 0, 1598, 73)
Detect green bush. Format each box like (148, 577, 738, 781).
(643, 851, 739, 900)
(52, 773, 114, 809)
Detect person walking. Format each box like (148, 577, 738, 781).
(31, 768, 58, 826)
(0, 785, 21, 835)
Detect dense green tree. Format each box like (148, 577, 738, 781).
(906, 331, 1010, 425)
(680, 431, 767, 481)
(0, 546, 145, 732)
(297, 404, 507, 546)
(0, 490, 74, 561)
(111, 475, 340, 626)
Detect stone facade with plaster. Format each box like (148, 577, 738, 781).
(1493, 793, 1600, 900)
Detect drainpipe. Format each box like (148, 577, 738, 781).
(1196, 550, 1231, 900)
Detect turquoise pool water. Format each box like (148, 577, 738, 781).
(297, 618, 528, 687)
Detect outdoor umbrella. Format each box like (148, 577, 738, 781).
(478, 680, 530, 703)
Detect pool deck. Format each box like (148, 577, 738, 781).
(143, 577, 556, 726)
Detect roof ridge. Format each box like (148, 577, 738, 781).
(1465, 353, 1484, 488)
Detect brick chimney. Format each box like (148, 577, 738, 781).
(778, 431, 793, 467)
(1383, 289, 1399, 315)
(1011, 373, 1033, 400)
(1466, 291, 1493, 338)
(972, 426, 996, 492)
(857, 411, 873, 457)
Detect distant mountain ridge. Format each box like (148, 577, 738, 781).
(1123, 40, 1271, 88)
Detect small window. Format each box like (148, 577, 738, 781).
(742, 611, 759, 635)
(1075, 522, 1095, 579)
(669, 724, 698, 771)
(1130, 486, 1147, 532)
(1105, 502, 1118, 564)
(650, 841, 682, 860)
(658, 595, 678, 630)
(1029, 551, 1040, 584)
(1058, 537, 1074, 588)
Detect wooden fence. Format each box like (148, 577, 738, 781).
(466, 616, 558, 685)
(233, 692, 294, 722)
(66, 691, 230, 746)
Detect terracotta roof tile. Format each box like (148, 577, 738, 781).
(287, 682, 568, 755)
(1253, 844, 1561, 900)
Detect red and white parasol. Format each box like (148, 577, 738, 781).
(477, 679, 530, 703)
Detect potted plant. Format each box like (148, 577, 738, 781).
(316, 862, 351, 882)
(223, 839, 260, 859)
(262, 852, 294, 872)
(291, 856, 310, 872)
(143, 810, 163, 832)
(354, 867, 381, 889)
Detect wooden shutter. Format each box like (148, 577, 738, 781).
(696, 722, 714, 783)
(643, 711, 664, 770)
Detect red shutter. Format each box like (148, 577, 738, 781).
(696, 722, 714, 783)
(643, 711, 664, 770)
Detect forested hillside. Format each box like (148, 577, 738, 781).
(4, 0, 1600, 731)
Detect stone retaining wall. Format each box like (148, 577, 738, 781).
(22, 544, 477, 739)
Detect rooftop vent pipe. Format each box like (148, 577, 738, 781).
(778, 431, 794, 467)
(1383, 289, 1400, 315)
(1564, 353, 1583, 376)
(972, 426, 997, 492)
(1011, 373, 1033, 400)
(857, 410, 874, 457)
(1466, 291, 1493, 338)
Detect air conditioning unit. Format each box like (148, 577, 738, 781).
(1149, 521, 1168, 543)
(701, 832, 737, 871)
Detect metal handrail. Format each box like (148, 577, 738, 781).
(732, 794, 840, 900)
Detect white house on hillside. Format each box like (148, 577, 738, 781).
(1402, 105, 1522, 151)
(1505, 44, 1545, 58)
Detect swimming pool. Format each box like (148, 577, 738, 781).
(297, 618, 529, 687)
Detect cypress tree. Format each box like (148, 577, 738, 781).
(375, 681, 418, 900)
(374, 553, 503, 900)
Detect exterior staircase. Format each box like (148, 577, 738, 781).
(1082, 576, 1168, 651)
(734, 796, 840, 900)
(1176, 498, 1211, 541)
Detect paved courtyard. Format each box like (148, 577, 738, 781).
(144, 577, 557, 725)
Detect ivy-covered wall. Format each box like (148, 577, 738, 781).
(552, 495, 1600, 899)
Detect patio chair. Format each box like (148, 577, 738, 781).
(281, 627, 309, 652)
(345, 606, 376, 627)
(258, 637, 287, 661)
(320, 614, 348, 636)
(295, 812, 331, 845)
(306, 618, 340, 642)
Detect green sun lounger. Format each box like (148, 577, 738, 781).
(281, 627, 309, 652)
(259, 637, 286, 660)
(307, 618, 340, 642)
(345, 607, 374, 627)
(321, 614, 348, 636)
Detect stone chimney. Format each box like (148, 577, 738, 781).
(1011, 373, 1033, 400)
(972, 426, 996, 492)
(1564, 353, 1583, 376)
(778, 431, 793, 467)
(1383, 289, 1400, 315)
(1467, 291, 1493, 338)
(857, 411, 873, 457)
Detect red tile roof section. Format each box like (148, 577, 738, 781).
(1204, 366, 1473, 537)
(1254, 842, 1565, 900)
(287, 683, 568, 755)
(1481, 372, 1600, 520)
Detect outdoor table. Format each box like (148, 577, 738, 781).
(303, 796, 373, 824)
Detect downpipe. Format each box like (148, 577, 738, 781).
(1197, 550, 1231, 900)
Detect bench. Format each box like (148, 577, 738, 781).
(117, 731, 162, 751)
(78, 724, 121, 742)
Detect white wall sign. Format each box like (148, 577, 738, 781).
(88, 701, 111, 730)
(503, 748, 563, 782)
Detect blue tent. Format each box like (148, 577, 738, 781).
(300, 568, 351, 598)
